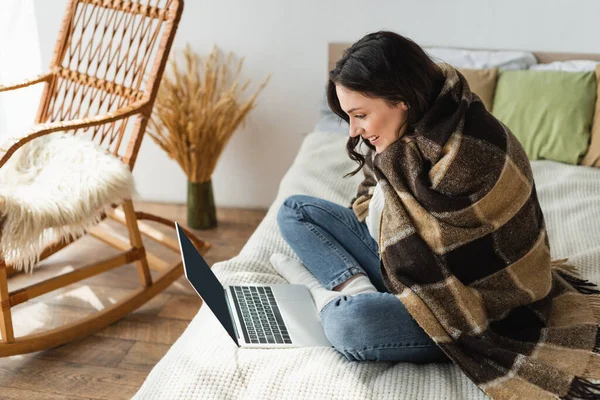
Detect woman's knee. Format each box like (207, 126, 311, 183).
(321, 297, 381, 361)
(277, 195, 300, 228)
(320, 295, 375, 352)
(277, 194, 318, 226)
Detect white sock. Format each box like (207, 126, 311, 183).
(340, 273, 378, 296)
(269, 253, 341, 311)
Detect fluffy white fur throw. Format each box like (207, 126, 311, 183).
(0, 132, 137, 273)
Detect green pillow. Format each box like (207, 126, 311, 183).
(491, 70, 597, 165)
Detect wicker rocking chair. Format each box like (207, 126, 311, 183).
(0, 0, 211, 356)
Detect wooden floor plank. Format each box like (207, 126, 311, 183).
(22, 335, 135, 368)
(10, 302, 95, 339)
(0, 357, 147, 399)
(158, 294, 203, 320)
(0, 386, 89, 399)
(94, 313, 191, 345)
(26, 282, 174, 317)
(117, 341, 172, 373)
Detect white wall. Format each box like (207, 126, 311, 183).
(16, 0, 600, 208)
(0, 0, 42, 140)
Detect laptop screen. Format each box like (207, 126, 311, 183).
(175, 222, 239, 346)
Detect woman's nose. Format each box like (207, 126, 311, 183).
(350, 125, 363, 138)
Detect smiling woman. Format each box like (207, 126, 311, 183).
(326, 31, 446, 178)
(275, 31, 456, 367)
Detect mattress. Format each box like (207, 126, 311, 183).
(133, 131, 600, 400)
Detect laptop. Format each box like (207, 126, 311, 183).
(175, 222, 333, 349)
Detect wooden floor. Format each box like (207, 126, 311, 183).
(0, 203, 267, 400)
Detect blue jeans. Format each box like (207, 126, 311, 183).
(276, 194, 449, 363)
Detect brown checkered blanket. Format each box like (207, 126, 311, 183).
(351, 63, 600, 399)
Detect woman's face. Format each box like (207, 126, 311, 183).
(336, 84, 409, 154)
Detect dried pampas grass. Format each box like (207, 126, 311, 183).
(148, 44, 271, 183)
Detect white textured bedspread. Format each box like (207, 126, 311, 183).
(133, 131, 600, 400)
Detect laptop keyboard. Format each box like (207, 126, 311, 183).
(230, 286, 292, 345)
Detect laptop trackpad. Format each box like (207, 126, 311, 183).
(269, 284, 333, 347)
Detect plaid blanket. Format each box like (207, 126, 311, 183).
(351, 63, 600, 399)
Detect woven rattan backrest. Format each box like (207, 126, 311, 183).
(36, 0, 183, 168)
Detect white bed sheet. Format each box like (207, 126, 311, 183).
(133, 131, 600, 400)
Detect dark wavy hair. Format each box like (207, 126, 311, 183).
(327, 31, 445, 178)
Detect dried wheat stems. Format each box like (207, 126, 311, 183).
(148, 43, 271, 183)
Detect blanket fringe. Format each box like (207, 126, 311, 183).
(555, 270, 600, 295)
(564, 376, 600, 400)
(551, 258, 581, 277)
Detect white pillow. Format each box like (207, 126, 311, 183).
(529, 60, 600, 72)
(424, 47, 537, 70)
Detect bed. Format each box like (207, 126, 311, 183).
(132, 45, 600, 399)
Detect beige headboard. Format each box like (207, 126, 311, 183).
(328, 42, 600, 73)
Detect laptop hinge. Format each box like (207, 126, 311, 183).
(224, 288, 240, 340)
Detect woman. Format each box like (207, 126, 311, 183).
(274, 31, 449, 363)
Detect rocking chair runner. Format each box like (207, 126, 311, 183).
(0, 0, 211, 356)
